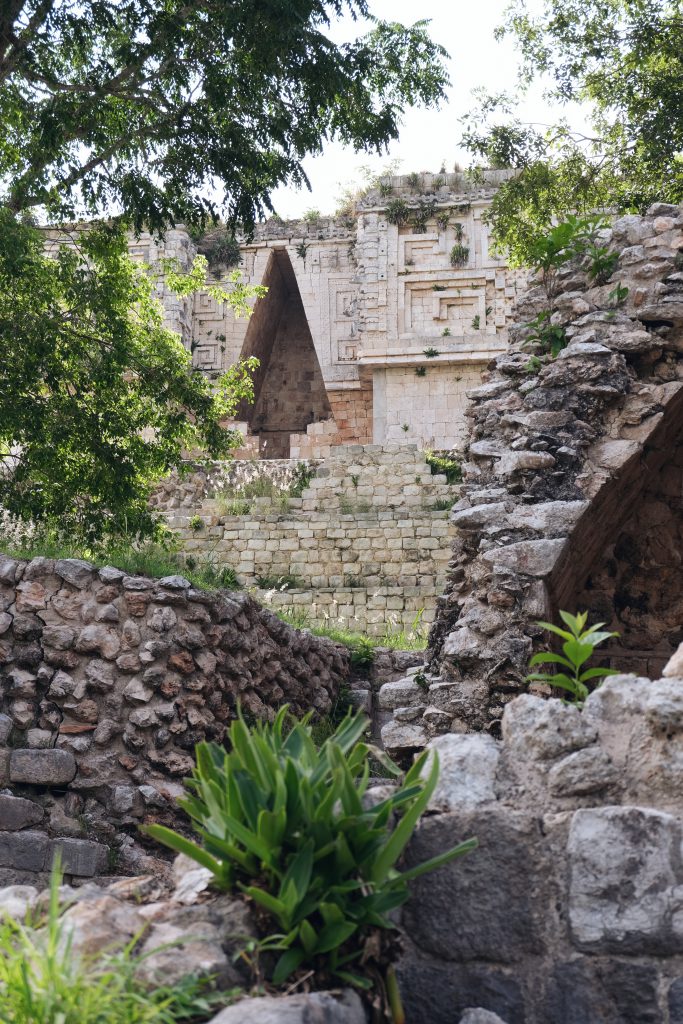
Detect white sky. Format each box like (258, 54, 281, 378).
(270, 0, 584, 218)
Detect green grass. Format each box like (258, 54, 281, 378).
(0, 533, 240, 591)
(0, 862, 239, 1023)
(274, 609, 428, 654)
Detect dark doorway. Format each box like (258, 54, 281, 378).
(238, 249, 332, 458)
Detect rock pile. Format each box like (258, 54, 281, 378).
(0, 555, 348, 880)
(381, 203, 683, 748)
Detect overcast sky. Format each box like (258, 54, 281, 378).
(270, 0, 585, 218)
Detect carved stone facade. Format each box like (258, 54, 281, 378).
(146, 170, 522, 458)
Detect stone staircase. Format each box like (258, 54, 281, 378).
(163, 444, 459, 635)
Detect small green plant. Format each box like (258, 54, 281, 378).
(471, 315, 480, 330)
(295, 241, 310, 262)
(432, 284, 447, 291)
(401, 423, 410, 432)
(0, 860, 233, 1023)
(425, 450, 462, 484)
(303, 208, 321, 223)
(411, 198, 436, 233)
(526, 611, 619, 706)
(452, 221, 464, 242)
(429, 498, 453, 511)
(378, 181, 394, 197)
(522, 310, 568, 358)
(449, 244, 469, 267)
(441, 327, 451, 337)
(585, 243, 619, 285)
(415, 366, 427, 377)
(146, 709, 476, 1007)
(407, 171, 421, 189)
(189, 514, 204, 532)
(290, 462, 314, 497)
(423, 347, 439, 358)
(524, 355, 543, 374)
(414, 671, 429, 693)
(385, 198, 410, 226)
(202, 229, 241, 269)
(608, 282, 630, 307)
(256, 573, 303, 590)
(350, 474, 360, 488)
(436, 211, 450, 231)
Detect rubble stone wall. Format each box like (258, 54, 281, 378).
(412, 202, 683, 736)
(0, 555, 348, 881)
(398, 662, 683, 1024)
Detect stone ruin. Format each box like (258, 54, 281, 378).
(0, 555, 349, 880)
(2, 203, 683, 1023)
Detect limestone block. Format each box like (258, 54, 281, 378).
(567, 805, 683, 952)
(480, 539, 566, 577)
(378, 678, 422, 710)
(460, 1012, 509, 1024)
(55, 558, 96, 589)
(61, 895, 147, 956)
(51, 838, 108, 876)
(422, 733, 500, 811)
(10, 748, 77, 785)
(0, 794, 44, 831)
(502, 695, 597, 761)
(0, 884, 39, 919)
(209, 990, 365, 1024)
(0, 830, 50, 871)
(547, 747, 619, 797)
(381, 720, 428, 751)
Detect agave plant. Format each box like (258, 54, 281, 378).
(527, 610, 619, 705)
(145, 708, 475, 1005)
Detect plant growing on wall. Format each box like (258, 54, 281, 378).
(527, 611, 619, 705)
(452, 221, 465, 242)
(411, 198, 437, 233)
(295, 241, 310, 262)
(407, 171, 422, 189)
(303, 208, 321, 223)
(522, 310, 568, 358)
(379, 181, 394, 197)
(436, 211, 451, 231)
(425, 450, 462, 484)
(415, 366, 427, 376)
(385, 199, 411, 226)
(201, 230, 241, 270)
(423, 347, 440, 358)
(146, 709, 476, 1019)
(471, 315, 481, 330)
(449, 244, 469, 267)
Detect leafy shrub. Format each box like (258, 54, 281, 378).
(255, 573, 303, 590)
(385, 198, 410, 225)
(146, 709, 475, 996)
(425, 450, 462, 484)
(522, 310, 568, 358)
(289, 462, 314, 497)
(527, 214, 616, 297)
(202, 230, 241, 269)
(189, 515, 204, 532)
(423, 346, 439, 358)
(449, 243, 469, 267)
(303, 208, 321, 223)
(0, 864, 232, 1023)
(527, 610, 619, 705)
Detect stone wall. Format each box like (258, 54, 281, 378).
(161, 445, 458, 634)
(0, 555, 348, 881)
(398, 655, 683, 1023)
(401, 202, 683, 738)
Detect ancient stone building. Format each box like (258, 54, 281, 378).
(145, 170, 523, 458)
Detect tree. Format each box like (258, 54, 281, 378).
(1, 1, 449, 232)
(0, 1, 448, 542)
(0, 214, 261, 542)
(461, 0, 683, 265)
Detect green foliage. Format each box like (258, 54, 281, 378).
(256, 574, 304, 591)
(415, 366, 427, 377)
(441, 328, 451, 337)
(608, 283, 630, 308)
(189, 516, 204, 532)
(524, 355, 543, 374)
(0, 531, 240, 592)
(407, 172, 421, 189)
(423, 347, 440, 358)
(522, 310, 568, 358)
(425, 450, 462, 484)
(303, 209, 321, 223)
(1, 4, 449, 232)
(146, 708, 475, 988)
(378, 182, 394, 198)
(274, 610, 428, 654)
(527, 611, 619, 705)
(294, 241, 310, 262)
(289, 463, 315, 498)
(0, 216, 260, 544)
(436, 211, 451, 231)
(449, 244, 469, 267)
(0, 862, 235, 1023)
(462, 0, 683, 260)
(200, 231, 241, 270)
(385, 199, 411, 225)
(411, 198, 437, 233)
(452, 222, 465, 242)
(471, 315, 481, 330)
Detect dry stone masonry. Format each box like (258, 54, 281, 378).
(161, 445, 458, 635)
(0, 555, 348, 881)
(379, 202, 683, 748)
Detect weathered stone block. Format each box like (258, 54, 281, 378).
(568, 805, 683, 953)
(0, 794, 44, 831)
(0, 830, 50, 871)
(55, 558, 96, 589)
(51, 837, 108, 876)
(547, 747, 619, 796)
(10, 748, 77, 786)
(403, 810, 544, 963)
(502, 695, 597, 761)
(397, 956, 524, 1024)
(209, 990, 365, 1024)
(422, 734, 500, 812)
